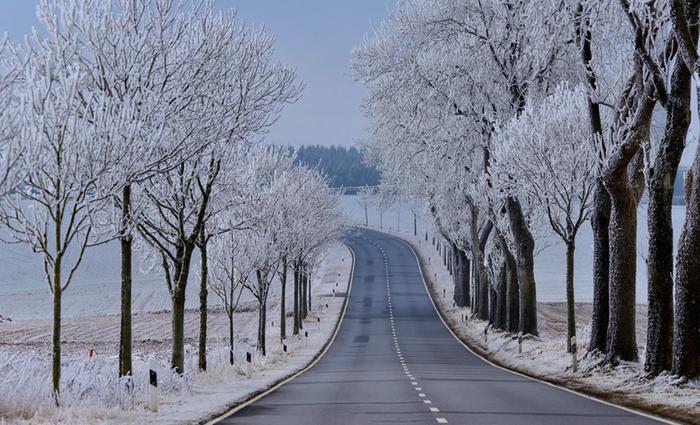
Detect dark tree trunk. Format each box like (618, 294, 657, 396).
(504, 242, 519, 333)
(673, 155, 700, 378)
(280, 256, 287, 342)
(228, 312, 235, 365)
(293, 265, 299, 335)
(505, 197, 538, 336)
(488, 284, 498, 326)
(307, 269, 312, 313)
(52, 274, 62, 397)
(198, 234, 209, 372)
(645, 59, 692, 375)
(453, 247, 470, 307)
(171, 288, 187, 374)
(589, 182, 611, 353)
(495, 258, 507, 330)
(119, 185, 133, 377)
(566, 241, 576, 353)
(256, 270, 267, 356)
(604, 178, 640, 364)
(258, 301, 267, 356)
(171, 243, 195, 374)
(575, 4, 609, 355)
(302, 266, 308, 319)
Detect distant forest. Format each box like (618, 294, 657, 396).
(293, 145, 380, 188)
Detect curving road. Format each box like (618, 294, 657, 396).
(216, 229, 662, 425)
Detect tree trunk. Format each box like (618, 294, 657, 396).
(171, 288, 187, 374)
(505, 242, 519, 333)
(505, 197, 538, 336)
(645, 59, 692, 375)
(280, 257, 287, 342)
(488, 284, 498, 326)
(293, 264, 300, 335)
(453, 247, 470, 307)
(604, 179, 639, 364)
(52, 272, 62, 398)
(566, 241, 576, 353)
(228, 311, 235, 365)
(258, 301, 267, 356)
(171, 243, 195, 374)
(302, 266, 308, 319)
(198, 235, 209, 372)
(119, 185, 133, 377)
(495, 257, 507, 330)
(673, 154, 700, 378)
(589, 182, 610, 353)
(307, 269, 312, 313)
(255, 270, 268, 355)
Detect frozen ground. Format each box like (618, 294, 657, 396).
(385, 227, 700, 425)
(0, 243, 352, 425)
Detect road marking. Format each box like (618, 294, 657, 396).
(436, 418, 448, 423)
(424, 400, 432, 404)
(411, 381, 417, 385)
(415, 387, 422, 391)
(430, 407, 440, 412)
(418, 393, 426, 397)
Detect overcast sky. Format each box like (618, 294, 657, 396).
(0, 0, 393, 148)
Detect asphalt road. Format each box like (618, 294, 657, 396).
(218, 229, 662, 425)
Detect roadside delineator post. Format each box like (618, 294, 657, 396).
(484, 327, 488, 343)
(571, 336, 578, 373)
(148, 358, 158, 413)
(518, 332, 523, 354)
(88, 348, 95, 359)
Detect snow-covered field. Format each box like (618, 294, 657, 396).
(386, 228, 700, 425)
(0, 242, 352, 425)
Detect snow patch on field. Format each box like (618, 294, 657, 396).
(0, 243, 352, 425)
(386, 228, 700, 425)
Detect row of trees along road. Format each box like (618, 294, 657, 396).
(353, 0, 699, 379)
(0, 0, 346, 401)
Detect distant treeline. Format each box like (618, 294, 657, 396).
(292, 145, 380, 188)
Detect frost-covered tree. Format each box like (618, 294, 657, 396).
(35, 0, 266, 378)
(209, 224, 254, 365)
(493, 85, 595, 352)
(665, 0, 700, 379)
(0, 31, 123, 397)
(570, 0, 633, 355)
(591, 0, 671, 365)
(354, 0, 570, 336)
(136, 20, 301, 373)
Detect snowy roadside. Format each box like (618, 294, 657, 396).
(381, 228, 700, 425)
(0, 242, 353, 425)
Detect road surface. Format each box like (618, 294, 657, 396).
(217, 229, 662, 425)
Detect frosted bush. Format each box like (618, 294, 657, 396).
(0, 349, 188, 419)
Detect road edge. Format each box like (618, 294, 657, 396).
(385, 230, 684, 425)
(200, 242, 356, 425)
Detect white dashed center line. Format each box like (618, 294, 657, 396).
(373, 238, 447, 425)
